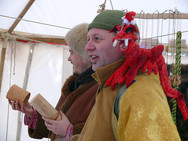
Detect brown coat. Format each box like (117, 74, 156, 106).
(56, 75, 98, 134)
(28, 70, 98, 140)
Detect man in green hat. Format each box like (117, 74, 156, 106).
(71, 10, 181, 141)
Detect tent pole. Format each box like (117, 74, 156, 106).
(0, 48, 6, 92)
(0, 35, 9, 93)
(8, 0, 35, 33)
(16, 42, 36, 141)
(8, 0, 36, 140)
(23, 42, 36, 90)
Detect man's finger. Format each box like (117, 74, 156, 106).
(8, 99, 12, 105)
(42, 117, 55, 124)
(15, 101, 19, 109)
(11, 101, 16, 109)
(15, 100, 21, 110)
(44, 121, 55, 131)
(21, 103, 25, 112)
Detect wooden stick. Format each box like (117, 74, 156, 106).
(135, 13, 188, 19)
(97, 9, 188, 19)
(0, 48, 6, 92)
(30, 94, 61, 120)
(8, 0, 35, 33)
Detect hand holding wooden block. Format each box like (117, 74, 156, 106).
(6, 84, 30, 106)
(30, 94, 61, 120)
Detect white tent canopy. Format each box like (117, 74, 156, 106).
(0, 0, 188, 141)
(0, 0, 188, 37)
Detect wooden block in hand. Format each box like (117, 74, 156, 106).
(6, 84, 30, 106)
(30, 94, 61, 120)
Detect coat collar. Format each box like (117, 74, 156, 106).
(92, 59, 125, 86)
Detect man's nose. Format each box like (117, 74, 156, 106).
(85, 41, 95, 51)
(67, 56, 71, 61)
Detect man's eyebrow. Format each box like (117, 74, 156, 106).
(93, 33, 99, 36)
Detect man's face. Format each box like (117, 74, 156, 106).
(86, 28, 124, 71)
(68, 48, 91, 75)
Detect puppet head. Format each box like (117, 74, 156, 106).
(111, 11, 139, 52)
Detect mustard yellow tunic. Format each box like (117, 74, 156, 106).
(71, 59, 181, 141)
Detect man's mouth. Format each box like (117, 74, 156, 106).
(91, 55, 97, 59)
(90, 55, 99, 64)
